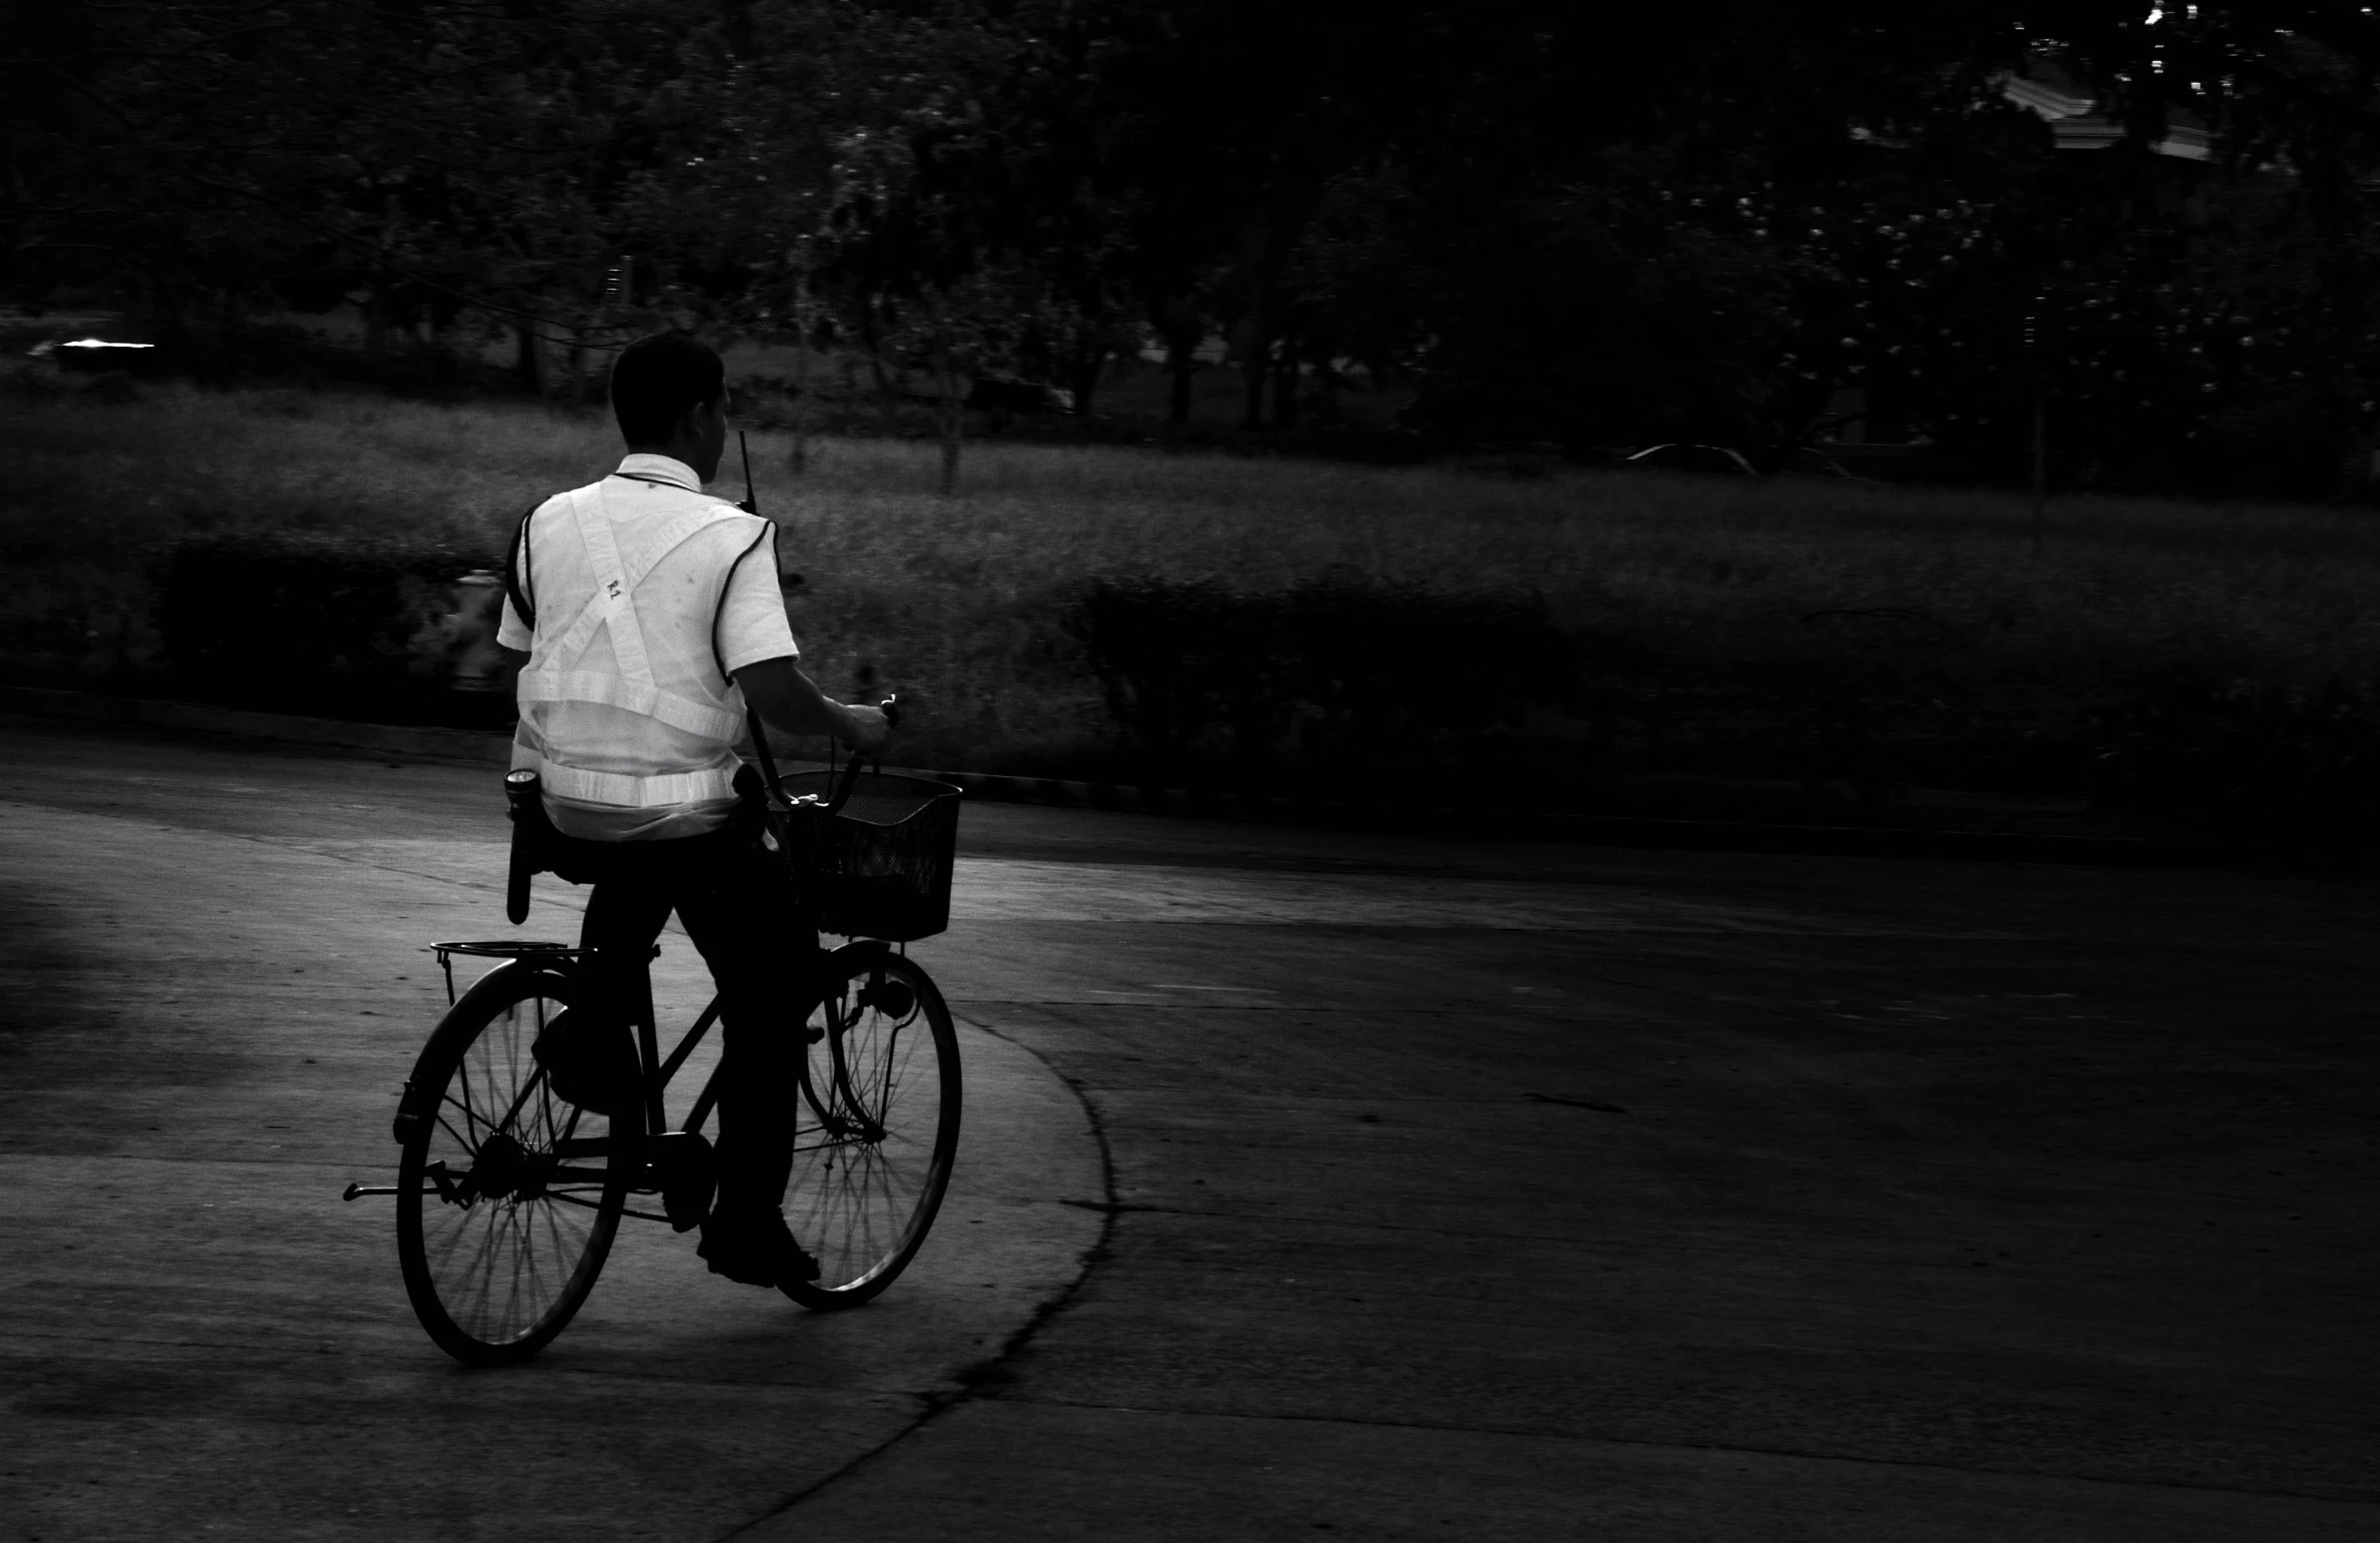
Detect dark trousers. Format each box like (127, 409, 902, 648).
(562, 825, 819, 1216)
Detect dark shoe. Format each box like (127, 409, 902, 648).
(648, 1131, 717, 1233)
(530, 1009, 641, 1118)
(697, 1208, 822, 1288)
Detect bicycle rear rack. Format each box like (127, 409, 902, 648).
(430, 939, 583, 1005)
(428, 939, 665, 1005)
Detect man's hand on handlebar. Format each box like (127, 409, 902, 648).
(733, 656, 894, 752)
(840, 702, 893, 756)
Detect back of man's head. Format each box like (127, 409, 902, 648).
(610, 332, 725, 446)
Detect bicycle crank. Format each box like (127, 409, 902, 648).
(454, 1134, 551, 1203)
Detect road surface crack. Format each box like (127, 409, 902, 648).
(713, 1012, 1123, 1541)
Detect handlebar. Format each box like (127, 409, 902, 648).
(826, 694, 899, 813)
(746, 693, 899, 819)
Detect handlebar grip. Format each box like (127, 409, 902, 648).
(823, 695, 897, 816)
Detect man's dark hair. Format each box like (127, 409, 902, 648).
(610, 332, 725, 445)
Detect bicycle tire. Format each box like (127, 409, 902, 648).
(781, 949, 961, 1310)
(395, 962, 630, 1364)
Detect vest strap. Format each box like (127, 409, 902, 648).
(568, 485, 657, 686)
(527, 489, 753, 729)
(515, 668, 746, 742)
(529, 755, 742, 809)
(515, 485, 758, 815)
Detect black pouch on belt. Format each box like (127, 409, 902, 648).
(502, 770, 650, 920)
(730, 762, 773, 850)
(732, 761, 811, 892)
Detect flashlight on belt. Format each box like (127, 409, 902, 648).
(504, 770, 540, 925)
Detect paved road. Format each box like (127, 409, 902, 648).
(2, 716, 2375, 1542)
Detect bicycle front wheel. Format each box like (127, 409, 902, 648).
(782, 950, 961, 1310)
(395, 964, 629, 1364)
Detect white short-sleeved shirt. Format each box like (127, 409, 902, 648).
(499, 453, 798, 841)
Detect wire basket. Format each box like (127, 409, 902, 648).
(777, 770, 963, 942)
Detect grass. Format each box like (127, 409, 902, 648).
(7, 374, 2379, 832)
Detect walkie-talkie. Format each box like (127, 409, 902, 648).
(736, 427, 787, 803)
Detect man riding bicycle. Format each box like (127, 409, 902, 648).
(494, 331, 890, 1289)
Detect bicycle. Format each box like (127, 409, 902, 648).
(345, 739, 966, 1368)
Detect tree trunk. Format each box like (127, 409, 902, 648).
(364, 277, 391, 365)
(1236, 215, 1278, 430)
(1166, 322, 1198, 424)
(208, 286, 241, 386)
(148, 272, 192, 376)
(422, 305, 445, 386)
(861, 325, 903, 436)
(936, 340, 963, 496)
(514, 325, 544, 394)
(1068, 336, 1105, 417)
(785, 347, 811, 474)
(1311, 358, 1343, 425)
(1271, 337, 1299, 429)
(566, 325, 589, 403)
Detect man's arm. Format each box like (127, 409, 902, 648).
(733, 655, 892, 753)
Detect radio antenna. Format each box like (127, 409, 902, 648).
(738, 429, 757, 515)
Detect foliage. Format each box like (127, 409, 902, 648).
(150, 528, 495, 711)
(15, 4, 2380, 492)
(1064, 577, 1585, 791)
(2088, 673, 2380, 845)
(10, 384, 2380, 839)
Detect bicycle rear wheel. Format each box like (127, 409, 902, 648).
(395, 964, 629, 1364)
(782, 950, 961, 1310)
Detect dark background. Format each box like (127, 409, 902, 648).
(16, 2, 2380, 497)
(10, 3, 2380, 853)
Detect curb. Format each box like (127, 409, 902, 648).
(0, 683, 2317, 871)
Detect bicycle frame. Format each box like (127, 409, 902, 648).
(405, 938, 905, 1217)
(625, 938, 897, 1152)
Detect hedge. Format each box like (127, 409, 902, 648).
(148, 529, 505, 722)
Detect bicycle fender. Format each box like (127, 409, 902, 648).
(825, 939, 894, 967)
(392, 959, 575, 1147)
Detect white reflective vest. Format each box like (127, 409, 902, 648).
(512, 481, 762, 812)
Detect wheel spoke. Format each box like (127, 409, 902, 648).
(433, 1108, 475, 1155)
(783, 959, 956, 1305)
(398, 975, 623, 1364)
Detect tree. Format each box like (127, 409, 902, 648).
(18, 1, 2380, 498)
(801, 6, 1040, 491)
